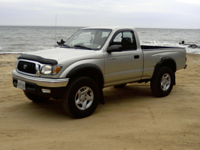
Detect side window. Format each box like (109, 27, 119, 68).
(113, 33, 122, 42)
(123, 31, 133, 42)
(111, 31, 137, 50)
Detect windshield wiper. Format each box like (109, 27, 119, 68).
(73, 45, 92, 50)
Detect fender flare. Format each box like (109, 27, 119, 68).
(66, 64, 104, 86)
(152, 57, 176, 85)
(155, 57, 176, 71)
(66, 64, 105, 104)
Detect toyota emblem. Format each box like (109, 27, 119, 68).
(23, 64, 28, 69)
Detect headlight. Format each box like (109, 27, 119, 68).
(40, 65, 62, 75)
(41, 65, 52, 75)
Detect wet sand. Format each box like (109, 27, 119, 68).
(0, 54, 200, 150)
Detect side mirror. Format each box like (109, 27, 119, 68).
(107, 45, 122, 53)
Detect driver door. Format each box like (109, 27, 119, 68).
(104, 30, 143, 86)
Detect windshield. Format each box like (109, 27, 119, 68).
(65, 29, 112, 50)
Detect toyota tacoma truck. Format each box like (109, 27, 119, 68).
(12, 27, 187, 118)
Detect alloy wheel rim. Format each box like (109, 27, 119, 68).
(161, 73, 171, 91)
(75, 86, 94, 110)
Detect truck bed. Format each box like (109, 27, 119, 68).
(141, 45, 184, 50)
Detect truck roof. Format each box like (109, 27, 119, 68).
(83, 26, 135, 31)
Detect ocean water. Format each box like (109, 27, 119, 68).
(0, 26, 200, 54)
(137, 28, 200, 54)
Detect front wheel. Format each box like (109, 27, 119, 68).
(61, 77, 100, 118)
(151, 67, 175, 97)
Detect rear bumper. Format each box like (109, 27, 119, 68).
(12, 70, 69, 88)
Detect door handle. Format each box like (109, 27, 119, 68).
(134, 55, 139, 59)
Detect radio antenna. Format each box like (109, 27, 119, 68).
(55, 14, 57, 45)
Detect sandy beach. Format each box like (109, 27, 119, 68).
(0, 53, 200, 150)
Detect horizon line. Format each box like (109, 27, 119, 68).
(0, 25, 199, 30)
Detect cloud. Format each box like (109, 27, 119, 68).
(0, 0, 200, 28)
(176, 0, 200, 4)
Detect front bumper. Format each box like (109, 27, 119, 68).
(12, 70, 69, 98)
(12, 70, 69, 88)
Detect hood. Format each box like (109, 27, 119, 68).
(28, 47, 97, 61)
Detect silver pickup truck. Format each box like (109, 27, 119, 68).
(12, 27, 187, 118)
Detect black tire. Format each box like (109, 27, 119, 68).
(61, 77, 100, 118)
(114, 84, 127, 88)
(151, 67, 175, 97)
(24, 91, 50, 102)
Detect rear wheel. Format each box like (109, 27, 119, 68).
(24, 91, 50, 102)
(151, 67, 175, 97)
(61, 77, 100, 118)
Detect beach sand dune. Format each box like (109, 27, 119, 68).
(0, 54, 200, 150)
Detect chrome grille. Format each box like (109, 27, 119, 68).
(17, 61, 36, 74)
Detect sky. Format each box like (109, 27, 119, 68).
(0, 0, 200, 29)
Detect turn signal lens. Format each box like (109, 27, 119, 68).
(53, 65, 62, 74)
